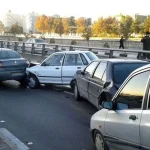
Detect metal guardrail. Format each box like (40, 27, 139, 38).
(0, 40, 150, 60)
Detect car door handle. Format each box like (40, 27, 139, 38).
(55, 68, 60, 69)
(77, 67, 81, 69)
(129, 115, 137, 120)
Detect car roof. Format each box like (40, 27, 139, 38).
(55, 51, 92, 54)
(131, 64, 150, 74)
(93, 58, 148, 63)
(0, 48, 16, 52)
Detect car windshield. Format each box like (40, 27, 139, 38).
(0, 51, 21, 59)
(113, 63, 149, 84)
(85, 52, 98, 61)
(35, 39, 45, 43)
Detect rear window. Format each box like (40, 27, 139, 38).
(85, 52, 98, 61)
(0, 51, 21, 59)
(35, 39, 45, 43)
(113, 63, 149, 84)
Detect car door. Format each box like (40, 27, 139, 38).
(105, 70, 150, 150)
(88, 61, 107, 107)
(62, 53, 84, 84)
(77, 61, 99, 100)
(140, 83, 150, 150)
(37, 53, 65, 84)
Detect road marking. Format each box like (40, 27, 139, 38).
(0, 120, 5, 123)
(64, 91, 74, 96)
(0, 128, 29, 150)
(27, 142, 33, 145)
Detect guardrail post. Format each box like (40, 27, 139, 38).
(137, 52, 142, 60)
(31, 43, 35, 54)
(89, 48, 92, 51)
(0, 41, 3, 48)
(55, 45, 58, 52)
(22, 43, 25, 53)
(42, 44, 45, 56)
(69, 46, 73, 51)
(14, 42, 17, 51)
(109, 50, 113, 58)
(7, 41, 10, 48)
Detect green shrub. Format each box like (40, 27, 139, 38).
(71, 40, 77, 45)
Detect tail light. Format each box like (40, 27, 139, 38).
(0, 61, 3, 68)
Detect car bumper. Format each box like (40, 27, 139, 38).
(0, 72, 26, 81)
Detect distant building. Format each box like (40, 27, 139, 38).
(23, 12, 39, 34)
(133, 14, 147, 22)
(3, 11, 23, 28)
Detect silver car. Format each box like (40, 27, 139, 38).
(90, 64, 150, 150)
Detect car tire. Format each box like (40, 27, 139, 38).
(18, 77, 28, 88)
(27, 75, 40, 89)
(74, 81, 81, 101)
(94, 130, 108, 150)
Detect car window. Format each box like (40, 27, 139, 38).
(35, 39, 45, 43)
(85, 52, 98, 61)
(44, 54, 64, 66)
(85, 61, 99, 76)
(64, 54, 82, 66)
(0, 51, 9, 59)
(93, 62, 107, 81)
(116, 71, 150, 110)
(80, 53, 88, 65)
(113, 63, 149, 84)
(7, 51, 21, 58)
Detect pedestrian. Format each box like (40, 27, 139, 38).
(119, 36, 124, 49)
(141, 31, 150, 59)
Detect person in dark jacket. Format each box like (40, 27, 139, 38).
(119, 36, 124, 49)
(141, 32, 150, 59)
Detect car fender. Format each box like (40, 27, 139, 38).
(26, 65, 40, 76)
(90, 109, 108, 136)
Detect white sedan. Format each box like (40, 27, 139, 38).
(26, 51, 98, 88)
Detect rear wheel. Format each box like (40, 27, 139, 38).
(94, 130, 108, 150)
(27, 75, 40, 89)
(74, 81, 81, 101)
(18, 77, 28, 88)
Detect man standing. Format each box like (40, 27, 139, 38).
(119, 36, 124, 49)
(141, 32, 150, 59)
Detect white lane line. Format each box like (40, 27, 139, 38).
(0, 120, 5, 123)
(27, 142, 33, 145)
(64, 91, 74, 96)
(0, 128, 29, 150)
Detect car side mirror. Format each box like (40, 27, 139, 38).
(104, 81, 111, 88)
(102, 101, 113, 110)
(81, 70, 85, 75)
(117, 103, 128, 110)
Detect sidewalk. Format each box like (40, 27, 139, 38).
(0, 128, 29, 150)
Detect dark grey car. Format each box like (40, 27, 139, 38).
(0, 48, 29, 85)
(71, 59, 149, 109)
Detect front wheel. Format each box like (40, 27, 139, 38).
(27, 75, 40, 89)
(94, 130, 108, 150)
(74, 81, 81, 101)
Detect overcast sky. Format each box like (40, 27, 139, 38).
(0, 0, 149, 20)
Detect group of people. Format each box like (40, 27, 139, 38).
(119, 32, 150, 59)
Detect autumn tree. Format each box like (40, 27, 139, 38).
(47, 16, 54, 34)
(36, 15, 48, 33)
(10, 23, 23, 36)
(131, 19, 141, 34)
(119, 15, 133, 39)
(76, 17, 86, 34)
(68, 16, 76, 34)
(62, 18, 69, 34)
(53, 17, 64, 38)
(82, 27, 92, 46)
(144, 17, 150, 33)
(0, 21, 4, 33)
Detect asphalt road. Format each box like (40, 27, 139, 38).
(0, 81, 97, 150)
